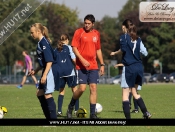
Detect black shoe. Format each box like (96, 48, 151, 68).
(66, 105, 74, 119)
(57, 112, 62, 117)
(90, 114, 99, 119)
(143, 111, 152, 119)
(131, 109, 139, 113)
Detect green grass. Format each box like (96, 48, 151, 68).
(0, 83, 175, 132)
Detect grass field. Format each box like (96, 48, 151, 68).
(0, 83, 175, 132)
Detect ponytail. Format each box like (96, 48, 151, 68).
(57, 34, 69, 52)
(57, 40, 64, 52)
(43, 26, 52, 43)
(128, 24, 137, 41)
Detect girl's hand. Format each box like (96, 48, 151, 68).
(28, 69, 35, 76)
(110, 52, 116, 56)
(41, 74, 47, 84)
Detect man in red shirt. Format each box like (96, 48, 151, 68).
(66, 14, 105, 119)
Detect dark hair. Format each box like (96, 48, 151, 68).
(122, 19, 138, 41)
(84, 14, 95, 23)
(23, 50, 28, 55)
(57, 34, 69, 52)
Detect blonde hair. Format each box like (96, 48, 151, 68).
(31, 23, 52, 43)
(57, 34, 69, 52)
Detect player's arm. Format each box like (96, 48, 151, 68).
(67, 45, 76, 65)
(110, 49, 123, 56)
(114, 63, 124, 68)
(28, 66, 42, 75)
(140, 41, 148, 56)
(73, 47, 90, 67)
(72, 58, 76, 65)
(41, 62, 52, 84)
(41, 43, 54, 84)
(28, 60, 33, 72)
(72, 29, 90, 67)
(97, 49, 105, 76)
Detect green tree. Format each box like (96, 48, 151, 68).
(110, 67, 119, 77)
(0, 0, 46, 67)
(39, 2, 79, 47)
(148, 23, 175, 72)
(96, 16, 118, 60)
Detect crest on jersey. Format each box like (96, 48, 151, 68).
(43, 46, 46, 50)
(93, 36, 97, 42)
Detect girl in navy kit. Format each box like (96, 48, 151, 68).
(29, 23, 58, 119)
(54, 34, 79, 117)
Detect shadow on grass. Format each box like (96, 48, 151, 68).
(110, 110, 124, 113)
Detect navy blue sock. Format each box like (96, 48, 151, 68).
(37, 95, 50, 119)
(69, 97, 77, 107)
(136, 97, 147, 114)
(75, 99, 79, 111)
(58, 95, 64, 113)
(129, 92, 132, 108)
(90, 103, 96, 115)
(133, 98, 139, 110)
(35, 83, 39, 88)
(46, 97, 57, 119)
(122, 101, 130, 119)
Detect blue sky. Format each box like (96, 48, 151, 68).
(53, 0, 128, 21)
(53, 0, 175, 21)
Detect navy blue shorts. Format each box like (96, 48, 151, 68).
(55, 76, 77, 91)
(77, 69, 99, 84)
(121, 63, 143, 88)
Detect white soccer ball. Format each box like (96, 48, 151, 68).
(95, 103, 103, 114)
(0, 109, 4, 119)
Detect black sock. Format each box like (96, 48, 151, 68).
(37, 95, 50, 119)
(75, 99, 79, 111)
(136, 97, 147, 114)
(58, 95, 64, 113)
(122, 101, 130, 119)
(69, 97, 77, 107)
(46, 97, 57, 119)
(90, 103, 96, 115)
(133, 98, 139, 110)
(129, 92, 132, 108)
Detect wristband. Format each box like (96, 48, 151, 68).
(101, 64, 105, 66)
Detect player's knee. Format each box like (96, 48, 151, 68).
(78, 87, 86, 93)
(132, 93, 140, 99)
(59, 88, 65, 94)
(71, 88, 77, 93)
(90, 87, 97, 95)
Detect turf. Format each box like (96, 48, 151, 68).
(0, 83, 175, 132)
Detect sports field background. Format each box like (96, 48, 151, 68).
(0, 83, 175, 132)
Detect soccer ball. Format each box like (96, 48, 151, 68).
(95, 103, 103, 114)
(0, 106, 7, 115)
(0, 109, 3, 119)
(76, 108, 87, 118)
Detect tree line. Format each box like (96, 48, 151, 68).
(0, 0, 175, 76)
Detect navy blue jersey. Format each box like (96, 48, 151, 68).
(36, 37, 56, 68)
(54, 45, 76, 78)
(120, 34, 145, 66)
